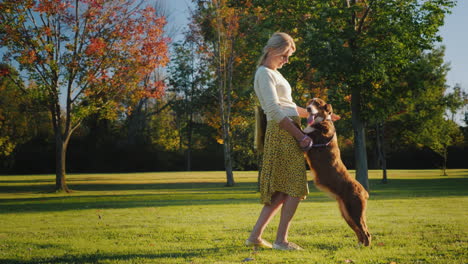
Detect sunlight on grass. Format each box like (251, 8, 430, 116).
(0, 170, 467, 263)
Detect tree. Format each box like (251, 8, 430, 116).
(191, 0, 241, 186)
(300, 0, 455, 190)
(365, 47, 451, 183)
(0, 65, 28, 157)
(234, 0, 455, 189)
(383, 49, 465, 175)
(424, 119, 463, 175)
(0, 0, 169, 192)
(167, 39, 209, 171)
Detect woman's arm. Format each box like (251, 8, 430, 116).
(296, 106, 308, 118)
(279, 117, 313, 150)
(255, 69, 313, 151)
(254, 69, 287, 123)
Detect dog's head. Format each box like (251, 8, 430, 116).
(304, 98, 334, 133)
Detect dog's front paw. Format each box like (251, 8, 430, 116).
(303, 126, 315, 133)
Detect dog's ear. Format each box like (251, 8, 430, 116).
(331, 114, 341, 121)
(324, 103, 333, 114)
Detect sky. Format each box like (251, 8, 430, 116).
(164, 0, 467, 122)
(438, 0, 468, 90)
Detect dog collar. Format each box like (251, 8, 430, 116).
(312, 133, 335, 148)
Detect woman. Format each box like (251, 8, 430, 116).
(246, 32, 312, 251)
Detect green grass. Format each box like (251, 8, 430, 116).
(0, 170, 467, 264)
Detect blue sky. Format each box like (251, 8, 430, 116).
(439, 0, 468, 90)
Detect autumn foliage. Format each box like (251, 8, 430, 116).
(0, 0, 169, 191)
(0, 0, 168, 108)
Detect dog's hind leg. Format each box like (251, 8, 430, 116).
(349, 193, 371, 246)
(358, 200, 371, 246)
(345, 197, 371, 246)
(337, 197, 369, 246)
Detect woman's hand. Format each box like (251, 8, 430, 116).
(297, 134, 313, 152)
(278, 117, 313, 151)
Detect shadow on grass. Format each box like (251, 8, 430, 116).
(0, 195, 258, 214)
(0, 250, 221, 264)
(367, 177, 468, 198)
(0, 181, 255, 193)
(0, 179, 54, 184)
(0, 178, 467, 214)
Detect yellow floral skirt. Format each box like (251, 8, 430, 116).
(259, 116, 309, 205)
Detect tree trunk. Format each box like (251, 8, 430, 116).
(223, 135, 235, 187)
(215, 76, 235, 186)
(185, 148, 192, 171)
(55, 133, 71, 193)
(220, 92, 235, 186)
(127, 99, 147, 146)
(213, 2, 235, 187)
(351, 86, 369, 190)
(186, 116, 192, 171)
(186, 70, 195, 171)
(442, 146, 448, 176)
(375, 122, 388, 183)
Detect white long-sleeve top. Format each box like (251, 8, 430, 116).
(254, 66, 298, 123)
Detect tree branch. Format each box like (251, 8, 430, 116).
(357, 0, 374, 34)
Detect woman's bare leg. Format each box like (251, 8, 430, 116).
(248, 192, 286, 242)
(275, 195, 301, 245)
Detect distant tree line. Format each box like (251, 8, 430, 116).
(1, 0, 467, 189)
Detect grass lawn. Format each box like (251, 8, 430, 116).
(0, 169, 467, 264)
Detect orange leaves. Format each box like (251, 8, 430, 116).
(85, 37, 106, 56)
(82, 0, 104, 9)
(105, 5, 169, 74)
(18, 50, 37, 64)
(2, 0, 169, 116)
(43, 26, 52, 37)
(34, 0, 71, 15)
(344, 95, 352, 103)
(142, 81, 165, 99)
(82, 0, 106, 20)
(211, 2, 240, 40)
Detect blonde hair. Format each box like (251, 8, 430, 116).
(257, 32, 296, 68)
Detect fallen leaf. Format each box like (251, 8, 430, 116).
(345, 260, 354, 263)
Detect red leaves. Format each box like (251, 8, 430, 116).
(2, 0, 170, 110)
(43, 26, 52, 37)
(143, 81, 165, 99)
(82, 0, 104, 9)
(85, 37, 106, 56)
(0, 68, 10, 77)
(34, 0, 71, 15)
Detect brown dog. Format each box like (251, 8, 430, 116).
(303, 98, 371, 246)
